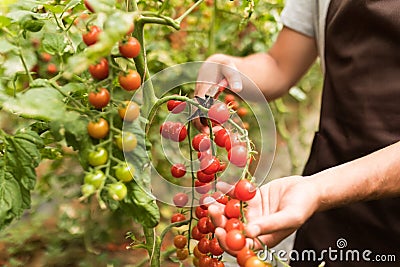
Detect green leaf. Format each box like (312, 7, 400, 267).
(50, 116, 92, 168)
(42, 34, 66, 55)
(0, 129, 43, 230)
(0, 15, 11, 27)
(123, 120, 151, 187)
(122, 181, 160, 228)
(0, 39, 17, 54)
(2, 87, 76, 121)
(42, 4, 64, 13)
(20, 16, 44, 32)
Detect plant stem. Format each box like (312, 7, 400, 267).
(187, 117, 195, 253)
(132, 20, 158, 117)
(207, 0, 218, 56)
(175, 0, 205, 24)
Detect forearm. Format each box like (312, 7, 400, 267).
(312, 141, 400, 211)
(218, 53, 293, 101)
(202, 27, 318, 101)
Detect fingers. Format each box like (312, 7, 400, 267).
(195, 55, 243, 98)
(208, 203, 227, 228)
(245, 210, 303, 238)
(219, 63, 242, 93)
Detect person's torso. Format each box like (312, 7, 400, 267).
(293, 1, 400, 266)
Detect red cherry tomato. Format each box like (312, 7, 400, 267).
(176, 248, 189, 260)
(87, 118, 109, 139)
(89, 58, 109, 80)
(211, 191, 229, 205)
(200, 156, 220, 175)
(197, 149, 212, 160)
(229, 100, 239, 110)
(225, 218, 244, 232)
(212, 260, 225, 267)
(234, 179, 256, 201)
(173, 192, 188, 208)
(193, 245, 204, 258)
(89, 88, 110, 109)
(171, 163, 186, 178)
(197, 237, 210, 254)
(191, 226, 204, 241)
(225, 133, 245, 151)
(160, 121, 174, 139)
(41, 52, 52, 62)
(82, 25, 101, 46)
(119, 36, 141, 58)
(206, 217, 216, 233)
(167, 99, 186, 114)
(171, 213, 186, 223)
(197, 217, 210, 234)
(224, 199, 241, 219)
(208, 102, 230, 124)
(214, 128, 229, 147)
(192, 133, 211, 152)
(237, 107, 248, 117)
(210, 238, 224, 256)
(237, 247, 256, 267)
(195, 180, 212, 194)
(228, 145, 248, 168)
(169, 122, 187, 142)
(199, 255, 212, 267)
(218, 161, 227, 172)
(224, 94, 235, 104)
(119, 69, 141, 91)
(225, 229, 246, 251)
(195, 206, 208, 219)
(196, 170, 214, 183)
(173, 235, 187, 249)
(46, 63, 57, 75)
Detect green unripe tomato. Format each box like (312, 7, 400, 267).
(88, 147, 108, 166)
(81, 183, 96, 196)
(108, 183, 127, 201)
(84, 170, 106, 189)
(115, 163, 135, 182)
(115, 132, 137, 152)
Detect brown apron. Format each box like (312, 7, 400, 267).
(292, 1, 400, 266)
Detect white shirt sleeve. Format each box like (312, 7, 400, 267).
(281, 0, 316, 37)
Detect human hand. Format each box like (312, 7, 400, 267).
(196, 54, 243, 97)
(193, 54, 243, 132)
(208, 176, 321, 255)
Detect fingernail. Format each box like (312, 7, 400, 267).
(232, 82, 242, 91)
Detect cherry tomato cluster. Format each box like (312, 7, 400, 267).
(155, 95, 270, 266)
(80, 2, 142, 202)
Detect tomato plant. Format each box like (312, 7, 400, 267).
(0, 0, 282, 266)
